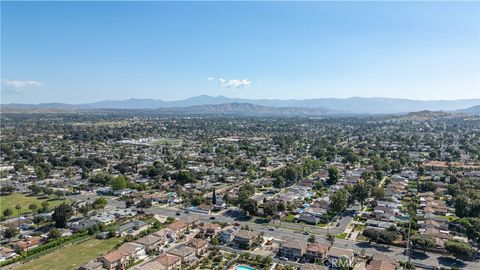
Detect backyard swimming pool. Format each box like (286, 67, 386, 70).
(235, 265, 255, 270)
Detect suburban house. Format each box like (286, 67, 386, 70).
(167, 220, 188, 234)
(136, 234, 164, 252)
(166, 246, 196, 264)
(187, 238, 209, 256)
(98, 250, 130, 270)
(278, 239, 307, 260)
(233, 230, 262, 249)
(0, 246, 17, 261)
(116, 220, 149, 237)
(305, 243, 330, 262)
(69, 219, 99, 232)
(136, 253, 181, 270)
(366, 254, 396, 270)
(201, 223, 221, 237)
(218, 225, 238, 243)
(12, 236, 44, 252)
(326, 247, 355, 265)
(297, 213, 321, 225)
(78, 260, 103, 270)
(195, 204, 213, 214)
(365, 219, 396, 231)
(180, 216, 201, 228)
(117, 242, 147, 261)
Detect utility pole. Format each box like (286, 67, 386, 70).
(406, 176, 419, 263)
(406, 215, 412, 263)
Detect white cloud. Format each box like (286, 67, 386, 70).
(207, 77, 215, 81)
(2, 79, 43, 93)
(219, 78, 252, 89)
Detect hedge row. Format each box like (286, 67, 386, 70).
(0, 231, 89, 267)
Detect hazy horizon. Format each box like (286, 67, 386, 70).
(2, 1, 479, 104)
(3, 94, 480, 106)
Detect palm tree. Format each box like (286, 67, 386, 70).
(326, 233, 335, 245)
(15, 203, 21, 227)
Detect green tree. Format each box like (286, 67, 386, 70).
(28, 203, 38, 212)
(399, 261, 415, 270)
(371, 186, 385, 200)
(1, 185, 16, 194)
(326, 233, 335, 245)
(263, 203, 277, 219)
(3, 208, 13, 217)
(308, 235, 316, 243)
(81, 169, 90, 179)
(212, 188, 217, 205)
(273, 176, 286, 189)
(49, 228, 62, 239)
(329, 189, 350, 213)
(175, 171, 196, 185)
(454, 196, 470, 218)
(458, 217, 480, 244)
(35, 166, 46, 180)
(2, 227, 18, 239)
(210, 236, 220, 245)
(92, 197, 108, 209)
(41, 201, 50, 212)
(327, 166, 339, 185)
(15, 203, 22, 217)
(137, 198, 152, 209)
(352, 180, 370, 208)
(43, 187, 54, 197)
(110, 175, 128, 190)
(28, 184, 42, 195)
(411, 234, 434, 253)
(242, 199, 257, 216)
(445, 240, 476, 260)
(52, 203, 73, 228)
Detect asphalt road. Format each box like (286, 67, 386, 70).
(145, 205, 480, 270)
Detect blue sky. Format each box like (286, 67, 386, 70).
(1, 1, 479, 104)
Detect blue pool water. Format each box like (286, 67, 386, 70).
(236, 265, 255, 270)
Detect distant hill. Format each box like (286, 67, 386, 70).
(155, 102, 338, 116)
(397, 110, 455, 120)
(456, 105, 480, 115)
(2, 95, 479, 114)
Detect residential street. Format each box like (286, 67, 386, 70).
(145, 205, 480, 270)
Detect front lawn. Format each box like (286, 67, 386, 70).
(436, 215, 458, 222)
(336, 232, 349, 239)
(14, 237, 122, 270)
(282, 214, 296, 222)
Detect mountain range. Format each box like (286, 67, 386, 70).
(3, 95, 480, 115)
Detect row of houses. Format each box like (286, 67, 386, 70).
(278, 238, 397, 270)
(417, 191, 456, 250)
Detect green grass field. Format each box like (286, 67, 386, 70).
(150, 138, 183, 146)
(14, 237, 122, 270)
(336, 232, 349, 239)
(0, 193, 67, 216)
